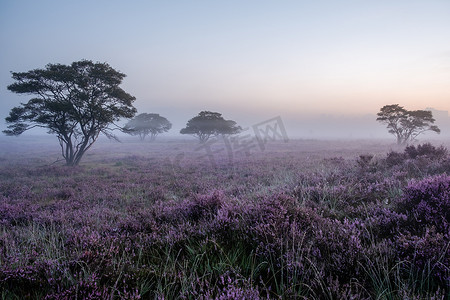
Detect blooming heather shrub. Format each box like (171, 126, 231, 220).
(154, 190, 225, 225)
(0, 264, 44, 297)
(362, 178, 403, 205)
(384, 143, 448, 171)
(357, 154, 374, 168)
(145, 185, 167, 203)
(322, 276, 371, 300)
(0, 259, 74, 299)
(397, 174, 450, 234)
(211, 199, 248, 248)
(184, 190, 224, 222)
(311, 218, 364, 282)
(0, 183, 35, 200)
(238, 194, 300, 253)
(0, 198, 37, 226)
(356, 154, 379, 174)
(24, 165, 82, 178)
(361, 205, 407, 240)
(398, 288, 448, 300)
(116, 211, 158, 235)
(44, 273, 113, 300)
(213, 194, 366, 287)
(2, 141, 450, 298)
(302, 184, 348, 206)
(215, 275, 262, 300)
(404, 143, 447, 160)
(396, 228, 449, 286)
(385, 150, 408, 167)
(295, 174, 397, 217)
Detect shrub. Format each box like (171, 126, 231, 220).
(385, 150, 406, 167)
(153, 190, 225, 225)
(385, 143, 448, 168)
(396, 174, 450, 234)
(396, 228, 449, 287)
(357, 154, 374, 168)
(404, 143, 447, 160)
(363, 206, 407, 240)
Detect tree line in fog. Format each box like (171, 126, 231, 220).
(3, 60, 441, 165)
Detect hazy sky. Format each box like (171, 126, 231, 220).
(1, 0, 449, 137)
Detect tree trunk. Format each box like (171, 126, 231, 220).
(61, 137, 90, 166)
(64, 145, 80, 166)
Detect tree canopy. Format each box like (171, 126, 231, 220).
(180, 111, 241, 142)
(124, 113, 172, 141)
(376, 104, 440, 145)
(3, 60, 137, 165)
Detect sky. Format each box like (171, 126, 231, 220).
(1, 0, 449, 138)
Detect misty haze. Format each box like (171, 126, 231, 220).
(1, 1, 449, 299)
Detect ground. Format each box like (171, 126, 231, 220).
(0, 136, 448, 299)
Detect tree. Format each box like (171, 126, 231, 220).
(180, 111, 241, 142)
(376, 104, 440, 145)
(124, 113, 172, 141)
(3, 60, 137, 166)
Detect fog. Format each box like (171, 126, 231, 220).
(129, 105, 450, 140)
(2, 108, 450, 143)
(1, 1, 450, 146)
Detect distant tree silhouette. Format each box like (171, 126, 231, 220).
(3, 60, 137, 166)
(376, 104, 440, 144)
(124, 113, 172, 141)
(180, 111, 241, 142)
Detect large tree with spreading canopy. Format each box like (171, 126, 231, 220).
(124, 113, 172, 141)
(180, 111, 241, 143)
(376, 104, 440, 145)
(3, 60, 137, 165)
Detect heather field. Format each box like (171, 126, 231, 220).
(0, 137, 449, 299)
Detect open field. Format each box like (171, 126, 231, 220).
(0, 137, 449, 299)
